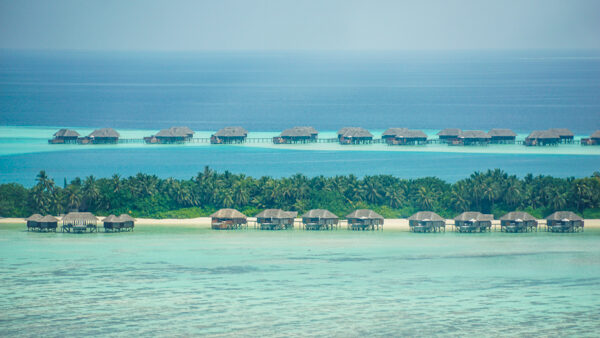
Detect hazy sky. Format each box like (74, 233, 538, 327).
(1, 0, 599, 50)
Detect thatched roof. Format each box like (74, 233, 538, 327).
(548, 128, 574, 137)
(488, 129, 516, 137)
(54, 129, 80, 137)
(280, 126, 318, 137)
(255, 209, 298, 219)
(62, 212, 98, 222)
(301, 209, 339, 219)
(382, 128, 409, 137)
(459, 130, 491, 139)
(383, 128, 427, 139)
(39, 215, 58, 222)
(500, 211, 536, 221)
(437, 128, 461, 136)
(454, 212, 494, 221)
(526, 130, 560, 140)
(103, 215, 118, 222)
(346, 209, 384, 220)
(156, 126, 194, 138)
(408, 211, 444, 221)
(211, 208, 247, 219)
(213, 126, 248, 137)
(117, 214, 135, 222)
(545, 211, 583, 221)
(26, 214, 43, 221)
(338, 127, 373, 138)
(591, 130, 600, 138)
(89, 128, 120, 138)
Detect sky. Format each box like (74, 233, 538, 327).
(0, 0, 599, 51)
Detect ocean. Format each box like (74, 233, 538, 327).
(1, 224, 599, 336)
(1, 50, 600, 185)
(1, 51, 600, 336)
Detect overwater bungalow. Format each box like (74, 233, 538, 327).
(210, 208, 247, 230)
(39, 215, 59, 231)
(255, 209, 297, 230)
(455, 130, 491, 146)
(545, 211, 584, 232)
(62, 212, 98, 232)
(338, 127, 373, 144)
(382, 128, 427, 145)
(49, 129, 80, 144)
(581, 130, 600, 146)
(145, 126, 194, 144)
(301, 209, 339, 230)
(548, 128, 574, 144)
(210, 127, 248, 144)
(103, 214, 135, 232)
(437, 128, 462, 143)
(454, 212, 493, 232)
(408, 211, 445, 232)
(500, 211, 538, 232)
(524, 130, 560, 146)
(346, 209, 384, 230)
(79, 128, 120, 144)
(488, 129, 517, 144)
(273, 126, 318, 144)
(26, 214, 43, 231)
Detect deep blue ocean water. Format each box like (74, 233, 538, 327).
(1, 50, 600, 132)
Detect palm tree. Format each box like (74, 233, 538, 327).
(417, 186, 435, 210)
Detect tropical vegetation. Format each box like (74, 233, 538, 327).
(1, 168, 599, 219)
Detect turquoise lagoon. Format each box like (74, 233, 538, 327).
(1, 224, 599, 336)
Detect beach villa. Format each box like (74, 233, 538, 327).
(255, 209, 297, 230)
(62, 212, 98, 232)
(346, 209, 384, 230)
(545, 211, 584, 232)
(488, 129, 517, 144)
(210, 127, 248, 144)
(500, 211, 538, 232)
(210, 208, 248, 229)
(273, 126, 318, 144)
(453, 212, 494, 232)
(338, 127, 373, 144)
(408, 211, 446, 232)
(301, 209, 339, 230)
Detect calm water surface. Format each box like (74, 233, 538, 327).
(1, 224, 599, 336)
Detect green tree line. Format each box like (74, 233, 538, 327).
(1, 168, 600, 219)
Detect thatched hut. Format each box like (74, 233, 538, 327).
(525, 130, 560, 146)
(488, 129, 517, 144)
(81, 128, 120, 144)
(338, 127, 373, 144)
(38, 215, 58, 231)
(301, 209, 339, 230)
(103, 215, 119, 231)
(49, 129, 80, 144)
(346, 209, 384, 230)
(211, 127, 248, 144)
(26, 214, 43, 231)
(408, 211, 445, 232)
(545, 211, 584, 232)
(210, 208, 247, 230)
(146, 126, 194, 144)
(62, 212, 98, 232)
(548, 128, 574, 144)
(273, 126, 318, 144)
(255, 209, 297, 230)
(582, 130, 600, 146)
(500, 211, 538, 232)
(437, 128, 462, 143)
(383, 128, 427, 145)
(456, 130, 491, 146)
(454, 212, 493, 232)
